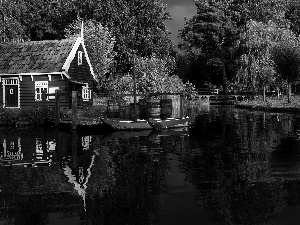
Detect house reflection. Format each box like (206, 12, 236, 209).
(2, 138, 23, 160)
(0, 133, 93, 165)
(81, 136, 92, 151)
(63, 155, 95, 211)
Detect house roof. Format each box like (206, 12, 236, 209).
(0, 38, 78, 75)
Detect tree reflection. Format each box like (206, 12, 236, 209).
(82, 136, 169, 224)
(185, 107, 289, 224)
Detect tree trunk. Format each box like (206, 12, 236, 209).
(263, 86, 266, 102)
(287, 82, 291, 103)
(222, 66, 227, 95)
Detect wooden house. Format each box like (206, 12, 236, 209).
(0, 35, 95, 108)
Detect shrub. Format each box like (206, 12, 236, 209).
(100, 55, 199, 101)
(0, 103, 47, 126)
(81, 105, 107, 117)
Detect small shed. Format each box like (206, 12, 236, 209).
(0, 36, 95, 108)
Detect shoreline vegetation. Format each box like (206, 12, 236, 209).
(234, 95, 300, 113)
(3, 94, 300, 128)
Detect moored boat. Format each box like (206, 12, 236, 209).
(101, 117, 190, 131)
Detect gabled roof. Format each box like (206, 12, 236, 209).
(0, 37, 95, 79)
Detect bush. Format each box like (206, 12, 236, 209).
(99, 55, 199, 101)
(60, 105, 107, 119)
(0, 103, 47, 126)
(81, 105, 107, 117)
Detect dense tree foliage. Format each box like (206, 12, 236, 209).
(105, 55, 198, 99)
(0, 0, 26, 43)
(271, 39, 300, 102)
(93, 0, 173, 74)
(230, 0, 289, 28)
(179, 0, 239, 93)
(179, 0, 294, 94)
(286, 0, 300, 35)
(236, 20, 294, 97)
(1, 0, 173, 76)
(4, 0, 300, 96)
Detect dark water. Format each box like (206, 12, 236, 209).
(1, 106, 300, 224)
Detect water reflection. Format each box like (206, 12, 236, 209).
(0, 128, 189, 224)
(0, 107, 300, 224)
(185, 106, 300, 224)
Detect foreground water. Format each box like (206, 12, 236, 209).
(1, 106, 300, 224)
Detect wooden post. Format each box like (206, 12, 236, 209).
(180, 94, 184, 118)
(54, 90, 60, 126)
(72, 91, 78, 130)
(133, 54, 137, 122)
(41, 90, 47, 123)
(71, 130, 78, 169)
(41, 90, 47, 105)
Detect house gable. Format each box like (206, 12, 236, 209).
(68, 43, 94, 84)
(62, 38, 95, 81)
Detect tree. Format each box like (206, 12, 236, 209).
(72, 0, 173, 74)
(237, 19, 299, 101)
(271, 39, 300, 103)
(20, 0, 77, 41)
(284, 0, 300, 35)
(179, 0, 239, 94)
(0, 0, 26, 43)
(236, 20, 290, 98)
(1, 0, 173, 76)
(110, 55, 175, 94)
(178, 0, 291, 92)
(229, 0, 289, 29)
(106, 54, 197, 99)
(65, 18, 116, 84)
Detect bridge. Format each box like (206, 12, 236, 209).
(196, 88, 254, 103)
(196, 94, 250, 101)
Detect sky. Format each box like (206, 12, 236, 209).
(162, 0, 197, 45)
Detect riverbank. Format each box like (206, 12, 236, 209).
(235, 96, 300, 113)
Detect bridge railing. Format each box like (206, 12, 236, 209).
(197, 88, 220, 95)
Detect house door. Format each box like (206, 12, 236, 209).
(5, 85, 18, 107)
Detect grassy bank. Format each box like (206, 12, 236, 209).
(235, 95, 300, 113)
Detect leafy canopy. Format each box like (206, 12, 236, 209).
(271, 38, 300, 83)
(179, 0, 239, 92)
(236, 20, 294, 92)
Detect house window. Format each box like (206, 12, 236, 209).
(82, 86, 90, 101)
(78, 51, 83, 65)
(35, 81, 48, 101)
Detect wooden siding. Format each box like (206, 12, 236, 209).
(0, 75, 70, 108)
(20, 75, 69, 108)
(68, 43, 94, 107)
(0, 79, 3, 107)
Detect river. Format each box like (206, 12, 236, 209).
(0, 106, 300, 225)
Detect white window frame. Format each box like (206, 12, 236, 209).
(35, 81, 48, 101)
(82, 86, 90, 101)
(2, 78, 20, 108)
(78, 51, 83, 65)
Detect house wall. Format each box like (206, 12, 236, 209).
(20, 75, 69, 108)
(0, 75, 69, 108)
(68, 43, 94, 107)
